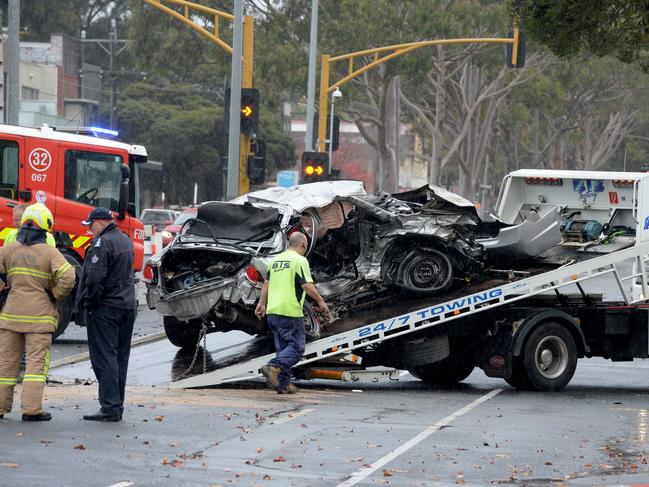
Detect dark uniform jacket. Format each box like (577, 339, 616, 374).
(76, 222, 136, 311)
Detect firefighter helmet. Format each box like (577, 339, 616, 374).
(21, 203, 54, 232)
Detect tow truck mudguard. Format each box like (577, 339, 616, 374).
(479, 308, 589, 379)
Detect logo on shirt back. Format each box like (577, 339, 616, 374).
(271, 260, 291, 271)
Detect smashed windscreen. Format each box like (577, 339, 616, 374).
(185, 202, 281, 242)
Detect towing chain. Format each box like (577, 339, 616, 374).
(177, 320, 209, 379)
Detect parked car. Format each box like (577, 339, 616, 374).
(161, 207, 198, 247)
(144, 181, 562, 348)
(140, 208, 178, 232)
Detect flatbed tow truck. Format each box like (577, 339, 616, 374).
(171, 169, 649, 392)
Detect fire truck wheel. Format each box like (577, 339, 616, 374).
(54, 251, 83, 341)
(408, 357, 474, 386)
(164, 316, 203, 349)
(521, 322, 577, 392)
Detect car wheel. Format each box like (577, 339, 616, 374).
(397, 249, 454, 294)
(54, 250, 83, 341)
(303, 302, 322, 341)
(409, 357, 474, 386)
(164, 316, 203, 349)
(521, 322, 577, 391)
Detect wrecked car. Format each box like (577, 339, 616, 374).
(144, 181, 562, 348)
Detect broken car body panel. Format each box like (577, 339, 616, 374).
(145, 181, 563, 339)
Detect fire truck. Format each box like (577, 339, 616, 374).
(0, 123, 147, 338)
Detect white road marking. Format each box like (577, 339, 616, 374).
(271, 408, 316, 425)
(337, 388, 504, 487)
(106, 482, 134, 487)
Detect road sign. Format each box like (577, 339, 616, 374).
(277, 170, 298, 188)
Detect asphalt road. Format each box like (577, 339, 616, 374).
(3, 260, 649, 485)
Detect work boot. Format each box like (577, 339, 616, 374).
(277, 383, 299, 395)
(260, 365, 280, 389)
(22, 412, 52, 422)
(83, 410, 121, 422)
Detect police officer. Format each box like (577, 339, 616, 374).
(0, 203, 76, 421)
(76, 207, 136, 422)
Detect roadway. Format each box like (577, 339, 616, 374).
(2, 263, 649, 485)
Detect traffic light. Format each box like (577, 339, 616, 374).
(506, 30, 526, 68)
(247, 139, 266, 185)
(311, 113, 340, 152)
(224, 87, 260, 135)
(301, 152, 329, 183)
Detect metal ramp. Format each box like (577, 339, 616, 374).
(171, 241, 649, 388)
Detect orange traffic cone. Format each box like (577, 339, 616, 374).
(150, 226, 157, 255)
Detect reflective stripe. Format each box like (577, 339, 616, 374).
(8, 267, 51, 279)
(0, 377, 18, 385)
(0, 227, 14, 240)
(23, 374, 46, 383)
(44, 350, 50, 378)
(72, 236, 91, 248)
(0, 312, 58, 325)
(55, 262, 72, 277)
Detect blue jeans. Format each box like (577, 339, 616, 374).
(266, 315, 306, 389)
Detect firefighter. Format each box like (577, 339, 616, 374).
(5, 203, 56, 247)
(76, 207, 136, 422)
(0, 203, 76, 421)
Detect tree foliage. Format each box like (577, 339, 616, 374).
(516, 0, 649, 72)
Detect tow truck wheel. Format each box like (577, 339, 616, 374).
(408, 357, 474, 386)
(397, 249, 454, 294)
(521, 322, 577, 391)
(164, 316, 203, 349)
(504, 356, 533, 390)
(54, 250, 83, 340)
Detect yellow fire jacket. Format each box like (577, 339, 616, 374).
(0, 242, 76, 333)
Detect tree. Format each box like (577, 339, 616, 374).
(516, 0, 649, 72)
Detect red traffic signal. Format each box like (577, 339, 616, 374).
(301, 152, 329, 183)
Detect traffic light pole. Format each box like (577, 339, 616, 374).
(316, 29, 523, 153)
(226, 0, 244, 201)
(143, 0, 254, 198)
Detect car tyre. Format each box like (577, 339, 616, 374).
(54, 250, 83, 340)
(164, 316, 203, 349)
(397, 249, 454, 294)
(303, 302, 322, 341)
(521, 322, 577, 392)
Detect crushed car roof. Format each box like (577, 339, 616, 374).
(231, 180, 367, 212)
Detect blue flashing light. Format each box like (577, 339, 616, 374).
(89, 126, 119, 137)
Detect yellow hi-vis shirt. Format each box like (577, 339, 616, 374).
(5, 229, 55, 247)
(265, 249, 313, 318)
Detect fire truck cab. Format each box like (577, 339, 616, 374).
(0, 123, 147, 337)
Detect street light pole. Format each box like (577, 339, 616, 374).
(328, 88, 341, 173)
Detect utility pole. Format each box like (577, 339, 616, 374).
(0, 10, 5, 123)
(226, 0, 244, 200)
(109, 19, 117, 129)
(304, 0, 318, 152)
(7, 0, 20, 125)
(82, 19, 131, 130)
